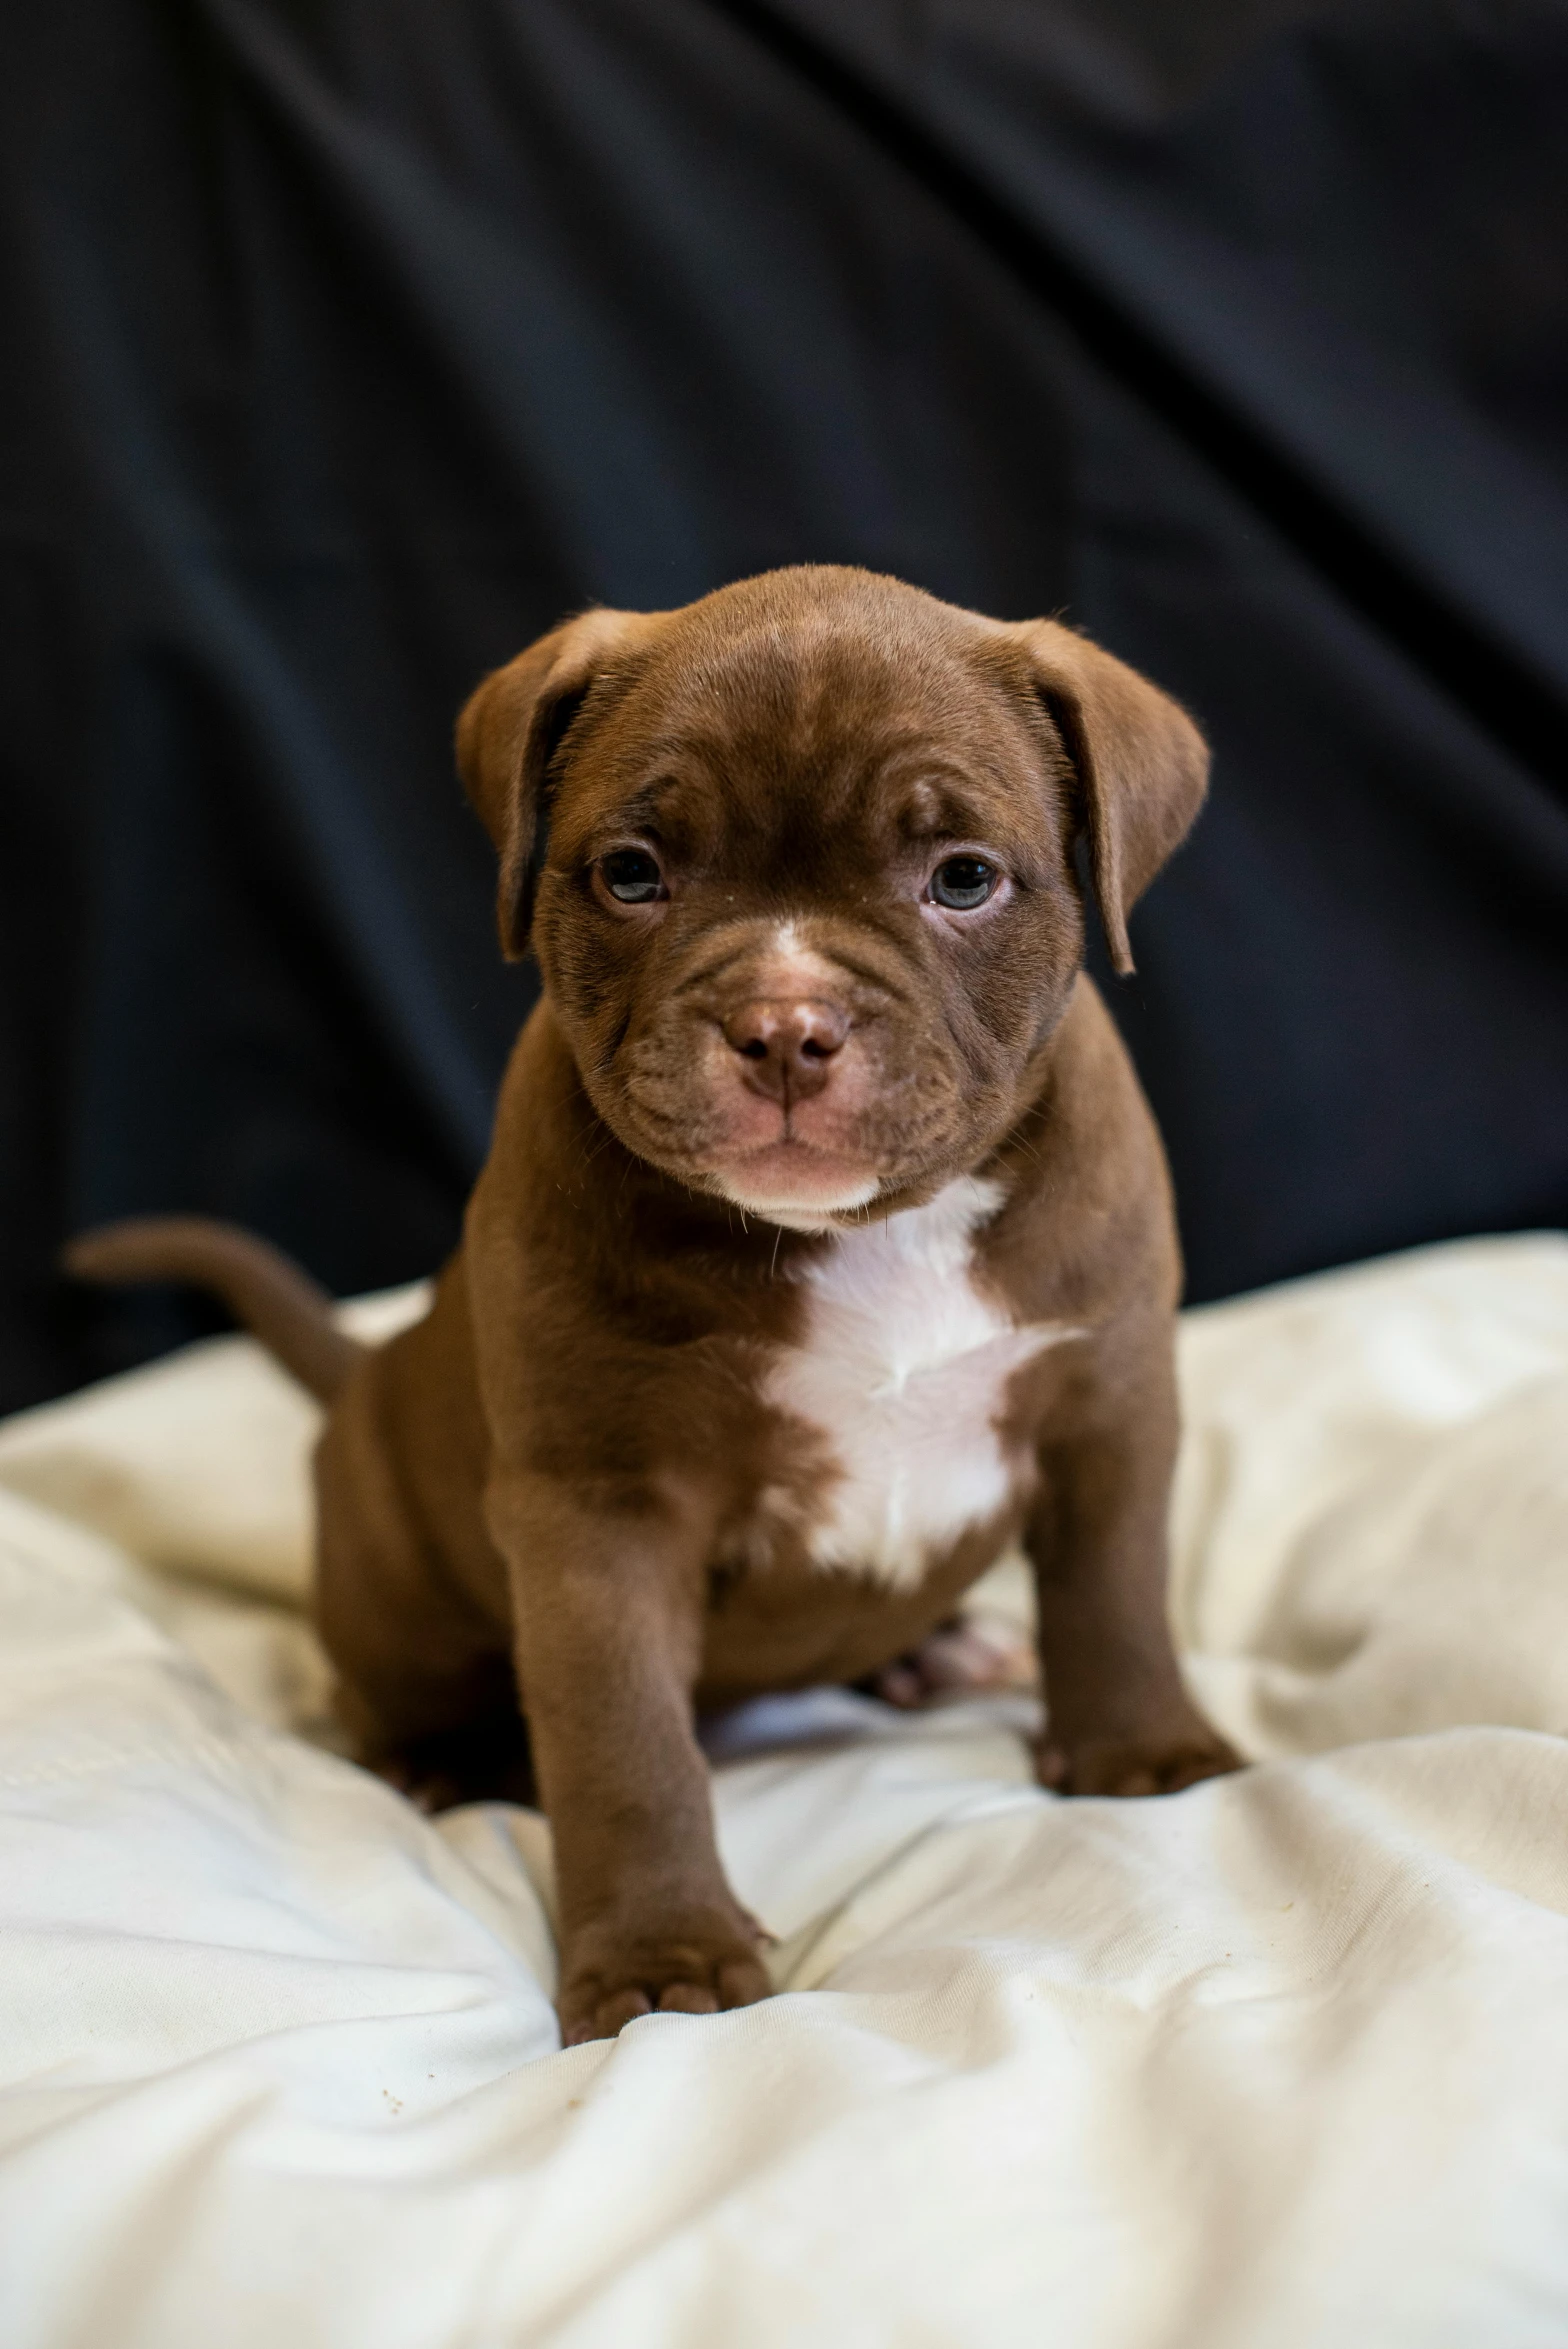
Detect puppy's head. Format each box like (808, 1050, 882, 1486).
(457, 568, 1205, 1225)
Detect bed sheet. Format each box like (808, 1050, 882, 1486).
(1, 1235, 1567, 2347)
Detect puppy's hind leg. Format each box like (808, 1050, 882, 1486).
(314, 1388, 525, 1811)
(334, 1661, 534, 1814)
(861, 1613, 1038, 1708)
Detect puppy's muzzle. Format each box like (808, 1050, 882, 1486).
(721, 997, 849, 1107)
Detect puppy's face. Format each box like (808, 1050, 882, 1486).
(459, 569, 1206, 1224)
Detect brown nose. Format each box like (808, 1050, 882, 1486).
(721, 997, 849, 1102)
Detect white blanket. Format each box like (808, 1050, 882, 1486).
(2, 1236, 1567, 2346)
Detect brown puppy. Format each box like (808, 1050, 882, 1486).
(69, 565, 1238, 2043)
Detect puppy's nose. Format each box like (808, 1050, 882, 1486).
(721, 998, 849, 1101)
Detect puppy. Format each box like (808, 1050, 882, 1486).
(69, 565, 1238, 2042)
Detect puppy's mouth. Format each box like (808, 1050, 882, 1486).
(707, 1139, 882, 1226)
(608, 929, 967, 1219)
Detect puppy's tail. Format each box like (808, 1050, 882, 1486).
(62, 1216, 364, 1404)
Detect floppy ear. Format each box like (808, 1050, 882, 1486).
(455, 606, 657, 960)
(1010, 621, 1208, 977)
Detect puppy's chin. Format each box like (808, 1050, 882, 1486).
(707, 1147, 882, 1231)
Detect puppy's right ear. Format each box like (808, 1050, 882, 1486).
(455, 607, 657, 960)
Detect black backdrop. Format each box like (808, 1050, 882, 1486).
(4, 0, 1567, 1412)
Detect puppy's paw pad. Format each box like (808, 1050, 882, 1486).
(864, 1614, 1038, 1709)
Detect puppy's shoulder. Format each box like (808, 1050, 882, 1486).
(979, 977, 1180, 1325)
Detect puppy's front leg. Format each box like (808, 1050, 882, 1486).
(487, 1472, 770, 2043)
(1027, 1347, 1239, 1799)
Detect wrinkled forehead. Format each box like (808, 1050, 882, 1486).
(561, 607, 1055, 858)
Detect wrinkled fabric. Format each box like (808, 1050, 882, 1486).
(1, 1232, 1567, 2345)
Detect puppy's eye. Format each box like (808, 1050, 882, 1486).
(929, 855, 998, 911)
(600, 848, 665, 904)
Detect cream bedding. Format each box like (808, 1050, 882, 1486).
(1, 1235, 1567, 2346)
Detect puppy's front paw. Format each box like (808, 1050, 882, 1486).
(559, 1905, 773, 2044)
(1036, 1724, 1241, 1797)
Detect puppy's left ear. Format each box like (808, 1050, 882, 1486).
(455, 606, 659, 960)
(1010, 620, 1208, 977)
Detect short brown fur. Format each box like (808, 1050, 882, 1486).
(70, 566, 1237, 2043)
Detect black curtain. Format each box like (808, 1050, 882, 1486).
(4, 0, 1567, 1411)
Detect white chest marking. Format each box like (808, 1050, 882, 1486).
(763, 1177, 1083, 1590)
